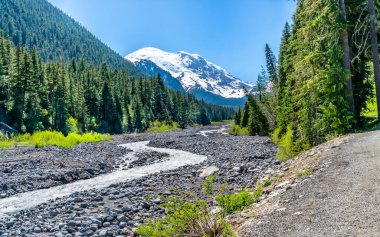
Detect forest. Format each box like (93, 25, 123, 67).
(0, 0, 140, 75)
(0, 32, 234, 135)
(235, 0, 380, 159)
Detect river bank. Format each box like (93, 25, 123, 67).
(0, 124, 278, 237)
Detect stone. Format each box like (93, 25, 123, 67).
(199, 166, 219, 178)
(34, 227, 41, 233)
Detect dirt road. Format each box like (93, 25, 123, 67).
(243, 130, 380, 237)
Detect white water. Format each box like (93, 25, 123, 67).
(0, 141, 207, 217)
(199, 125, 229, 137)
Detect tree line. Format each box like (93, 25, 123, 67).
(0, 32, 234, 135)
(235, 0, 380, 158)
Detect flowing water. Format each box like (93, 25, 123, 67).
(0, 141, 207, 217)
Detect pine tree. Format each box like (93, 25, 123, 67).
(265, 44, 278, 85)
(247, 95, 269, 136)
(256, 67, 268, 102)
(234, 107, 242, 125)
(199, 108, 211, 126)
(241, 101, 250, 127)
(133, 100, 144, 133)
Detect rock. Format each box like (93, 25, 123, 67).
(67, 220, 76, 227)
(99, 230, 108, 237)
(34, 227, 41, 233)
(199, 166, 219, 178)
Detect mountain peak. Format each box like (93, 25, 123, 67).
(125, 48, 256, 105)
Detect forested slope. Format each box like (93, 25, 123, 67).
(0, 0, 141, 76)
(0, 33, 234, 134)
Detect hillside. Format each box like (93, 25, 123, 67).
(0, 0, 141, 75)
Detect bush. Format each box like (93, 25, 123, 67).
(216, 184, 263, 216)
(147, 121, 179, 133)
(295, 169, 312, 178)
(12, 131, 110, 148)
(136, 194, 235, 237)
(227, 125, 250, 136)
(0, 139, 14, 149)
(272, 125, 297, 162)
(136, 176, 236, 237)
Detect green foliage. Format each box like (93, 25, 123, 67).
(12, 131, 110, 148)
(233, 94, 269, 136)
(0, 137, 14, 149)
(227, 125, 250, 136)
(246, 95, 269, 136)
(147, 121, 179, 133)
(198, 108, 211, 126)
(256, 67, 268, 102)
(262, 178, 272, 187)
(216, 185, 263, 216)
(202, 175, 217, 196)
(136, 181, 236, 237)
(234, 107, 241, 125)
(273, 0, 373, 154)
(67, 117, 79, 134)
(362, 99, 378, 117)
(273, 126, 297, 162)
(295, 169, 312, 178)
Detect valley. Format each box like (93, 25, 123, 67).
(0, 124, 278, 236)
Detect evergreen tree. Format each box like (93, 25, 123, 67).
(234, 107, 242, 126)
(199, 108, 211, 126)
(247, 95, 269, 136)
(256, 67, 268, 102)
(133, 100, 144, 133)
(241, 101, 250, 127)
(265, 44, 278, 85)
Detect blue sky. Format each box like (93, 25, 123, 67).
(48, 0, 296, 83)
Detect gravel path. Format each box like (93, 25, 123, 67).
(0, 124, 278, 237)
(242, 130, 380, 237)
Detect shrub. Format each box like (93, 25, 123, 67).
(275, 125, 297, 162)
(202, 175, 217, 196)
(296, 169, 312, 178)
(12, 131, 110, 148)
(147, 121, 179, 133)
(262, 178, 272, 187)
(216, 184, 263, 216)
(227, 125, 250, 136)
(136, 194, 235, 237)
(0, 139, 14, 149)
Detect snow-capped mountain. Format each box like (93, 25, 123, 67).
(125, 47, 256, 106)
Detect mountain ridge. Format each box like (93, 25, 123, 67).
(126, 47, 256, 106)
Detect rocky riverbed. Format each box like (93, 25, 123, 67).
(0, 124, 278, 237)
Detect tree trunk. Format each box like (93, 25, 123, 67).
(368, 0, 380, 123)
(339, 0, 357, 122)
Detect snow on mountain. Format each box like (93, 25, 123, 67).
(125, 47, 256, 105)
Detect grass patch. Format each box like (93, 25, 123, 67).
(227, 125, 250, 136)
(295, 169, 312, 178)
(262, 178, 272, 187)
(10, 131, 110, 148)
(216, 184, 264, 216)
(0, 139, 15, 149)
(147, 121, 179, 133)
